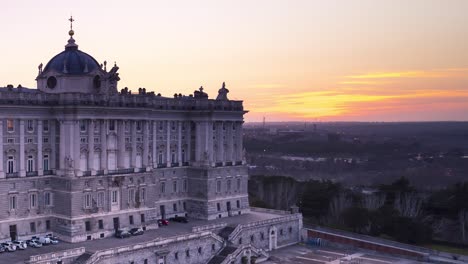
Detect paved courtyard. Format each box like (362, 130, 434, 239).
(0, 211, 280, 264)
(264, 244, 429, 264)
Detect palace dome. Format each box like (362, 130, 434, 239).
(42, 38, 100, 75)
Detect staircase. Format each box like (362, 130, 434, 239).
(218, 226, 236, 240)
(73, 252, 93, 264)
(207, 245, 238, 264)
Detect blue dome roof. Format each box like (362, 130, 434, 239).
(43, 39, 100, 75)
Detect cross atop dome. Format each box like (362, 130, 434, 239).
(68, 16, 75, 38)
(66, 16, 78, 49)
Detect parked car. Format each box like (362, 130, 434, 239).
(0, 245, 5, 253)
(46, 234, 59, 244)
(38, 236, 51, 245)
(26, 240, 42, 248)
(1, 242, 17, 252)
(114, 229, 131, 238)
(13, 240, 27, 250)
(129, 227, 144, 236)
(170, 216, 188, 223)
(157, 219, 169, 226)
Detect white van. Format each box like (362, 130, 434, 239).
(38, 236, 51, 245)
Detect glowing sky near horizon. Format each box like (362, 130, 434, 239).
(1, 0, 468, 122)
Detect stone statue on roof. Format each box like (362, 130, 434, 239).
(216, 82, 229, 100)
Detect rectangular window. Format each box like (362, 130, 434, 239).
(27, 156, 34, 172)
(43, 137, 49, 143)
(27, 138, 33, 143)
(80, 137, 87, 143)
(216, 180, 221, 193)
(80, 120, 87, 132)
(217, 203, 221, 211)
(9, 196, 16, 210)
(140, 188, 146, 202)
(227, 179, 231, 191)
(158, 152, 163, 165)
(129, 215, 134, 225)
(43, 120, 49, 132)
(98, 219, 104, 229)
(140, 213, 145, 223)
(7, 156, 14, 173)
(109, 120, 115, 131)
(84, 193, 92, 208)
(128, 189, 135, 203)
(45, 192, 52, 206)
(85, 221, 91, 231)
(7, 138, 14, 144)
(27, 120, 34, 132)
(111, 190, 118, 204)
(94, 137, 100, 143)
(97, 192, 104, 207)
(173, 203, 177, 212)
(161, 182, 166, 194)
(237, 178, 241, 191)
(173, 181, 177, 193)
(237, 200, 240, 208)
(30, 193, 37, 209)
(30, 222, 36, 233)
(136, 121, 142, 131)
(183, 201, 186, 210)
(46, 220, 50, 230)
(7, 119, 14, 132)
(183, 180, 187, 192)
(43, 155, 49, 171)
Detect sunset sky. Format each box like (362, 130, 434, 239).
(1, 0, 468, 122)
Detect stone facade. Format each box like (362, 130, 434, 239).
(0, 28, 249, 243)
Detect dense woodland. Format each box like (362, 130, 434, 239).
(249, 175, 468, 246)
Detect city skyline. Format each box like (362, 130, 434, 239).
(1, 0, 468, 122)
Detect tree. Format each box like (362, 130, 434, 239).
(341, 207, 371, 233)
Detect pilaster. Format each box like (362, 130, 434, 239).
(142, 120, 149, 171)
(177, 121, 182, 166)
(19, 120, 25, 177)
(166, 121, 171, 167)
(88, 120, 95, 175)
(100, 120, 108, 174)
(131, 120, 137, 171)
(37, 120, 43, 176)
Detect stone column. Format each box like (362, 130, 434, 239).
(50, 120, 56, 171)
(59, 120, 66, 173)
(226, 122, 233, 163)
(206, 121, 214, 165)
(74, 121, 81, 176)
(152, 121, 157, 168)
(177, 121, 182, 166)
(0, 120, 4, 178)
(166, 121, 171, 167)
(186, 122, 191, 164)
(88, 120, 95, 175)
(218, 122, 225, 164)
(131, 121, 137, 171)
(117, 120, 125, 169)
(100, 120, 108, 174)
(143, 121, 149, 170)
(37, 120, 43, 176)
(237, 122, 243, 163)
(19, 120, 25, 177)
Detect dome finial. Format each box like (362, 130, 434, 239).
(65, 16, 78, 49)
(68, 16, 75, 37)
